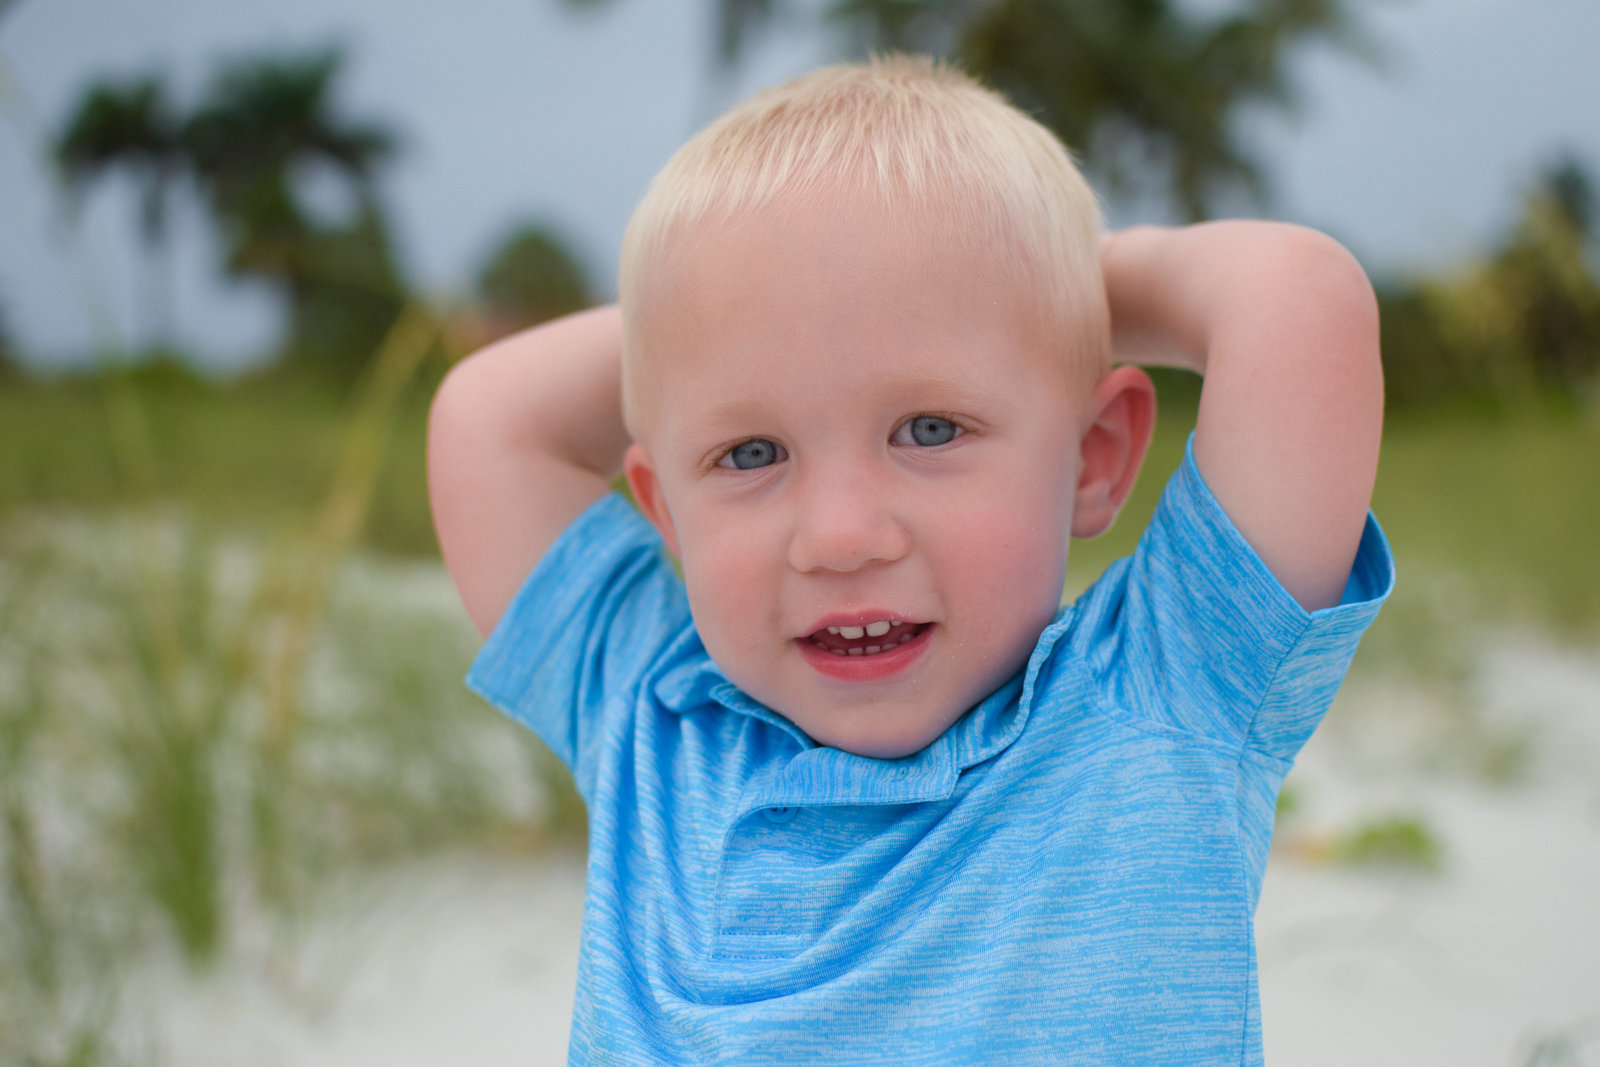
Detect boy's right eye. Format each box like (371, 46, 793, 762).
(718, 438, 787, 470)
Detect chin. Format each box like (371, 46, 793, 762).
(814, 713, 951, 760)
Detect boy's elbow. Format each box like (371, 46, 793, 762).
(427, 356, 486, 482)
(1279, 227, 1380, 344)
(1315, 235, 1382, 401)
(427, 351, 515, 530)
(1259, 227, 1383, 394)
(428, 340, 531, 462)
(1289, 233, 1386, 466)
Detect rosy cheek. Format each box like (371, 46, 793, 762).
(687, 536, 765, 635)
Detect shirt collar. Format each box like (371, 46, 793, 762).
(650, 606, 1077, 807)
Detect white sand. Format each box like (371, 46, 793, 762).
(1258, 634, 1600, 1066)
(144, 853, 586, 1067)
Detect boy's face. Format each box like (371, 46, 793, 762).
(625, 195, 1096, 758)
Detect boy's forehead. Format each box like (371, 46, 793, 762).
(634, 269, 1081, 445)
(647, 206, 1007, 341)
(644, 190, 1023, 325)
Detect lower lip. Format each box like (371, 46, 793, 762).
(796, 624, 933, 681)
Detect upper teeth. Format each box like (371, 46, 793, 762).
(826, 620, 896, 640)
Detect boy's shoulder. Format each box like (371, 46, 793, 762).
(1053, 432, 1392, 758)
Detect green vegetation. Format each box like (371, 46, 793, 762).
(0, 503, 581, 1061)
(477, 222, 595, 331)
(1332, 813, 1444, 873)
(1371, 409, 1600, 633)
(0, 371, 439, 559)
(0, 317, 582, 1064)
(1068, 395, 1600, 637)
(1379, 157, 1600, 412)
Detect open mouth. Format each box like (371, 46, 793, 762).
(805, 619, 930, 656)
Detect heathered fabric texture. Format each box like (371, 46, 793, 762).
(468, 439, 1393, 1065)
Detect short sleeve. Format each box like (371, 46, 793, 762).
(465, 493, 691, 798)
(1097, 435, 1394, 761)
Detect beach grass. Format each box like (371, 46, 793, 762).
(0, 329, 580, 1063)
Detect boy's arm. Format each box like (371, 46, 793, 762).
(1101, 222, 1383, 612)
(427, 305, 630, 637)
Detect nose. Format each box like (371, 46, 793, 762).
(786, 466, 911, 574)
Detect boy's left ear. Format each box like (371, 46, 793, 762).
(1071, 365, 1157, 539)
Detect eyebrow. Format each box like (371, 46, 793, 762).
(876, 373, 1017, 409)
(701, 370, 1016, 417)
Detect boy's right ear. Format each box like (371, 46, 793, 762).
(623, 444, 682, 558)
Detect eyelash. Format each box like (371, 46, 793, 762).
(714, 437, 788, 471)
(710, 414, 970, 472)
(890, 414, 967, 448)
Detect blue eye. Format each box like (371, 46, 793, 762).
(719, 438, 787, 470)
(895, 415, 962, 447)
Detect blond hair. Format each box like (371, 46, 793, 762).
(618, 55, 1108, 431)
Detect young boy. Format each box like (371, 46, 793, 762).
(428, 56, 1392, 1064)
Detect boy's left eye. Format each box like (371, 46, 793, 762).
(891, 415, 963, 448)
(717, 438, 787, 470)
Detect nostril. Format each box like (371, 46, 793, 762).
(787, 512, 913, 574)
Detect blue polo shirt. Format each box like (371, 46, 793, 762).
(467, 439, 1393, 1065)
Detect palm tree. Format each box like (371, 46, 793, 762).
(829, 0, 1378, 220)
(183, 48, 394, 273)
(567, 0, 1377, 221)
(56, 73, 185, 347)
(182, 47, 404, 379)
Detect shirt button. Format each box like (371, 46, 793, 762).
(763, 806, 797, 824)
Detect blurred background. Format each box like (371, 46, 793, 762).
(1, 0, 1596, 1064)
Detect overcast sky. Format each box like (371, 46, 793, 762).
(1, 0, 1597, 372)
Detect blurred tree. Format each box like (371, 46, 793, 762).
(1379, 154, 1600, 410)
(182, 48, 404, 382)
(832, 0, 1379, 220)
(55, 73, 185, 347)
(51, 48, 407, 382)
(1506, 156, 1599, 389)
(477, 224, 593, 330)
(825, 0, 1376, 219)
(565, 0, 1377, 220)
(1543, 155, 1595, 240)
